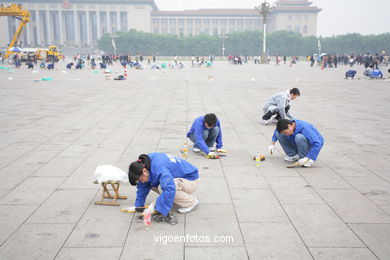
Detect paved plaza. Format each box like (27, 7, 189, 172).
(0, 61, 389, 260)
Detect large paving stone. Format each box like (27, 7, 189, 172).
(185, 204, 244, 247)
(0, 204, 38, 245)
(241, 222, 312, 259)
(56, 247, 122, 260)
(349, 223, 390, 260)
(0, 223, 74, 260)
(121, 221, 185, 260)
(284, 204, 364, 247)
(185, 247, 248, 260)
(231, 188, 289, 223)
(309, 247, 377, 260)
(318, 189, 390, 224)
(266, 176, 325, 205)
(0, 176, 65, 205)
(64, 204, 132, 248)
(27, 189, 97, 224)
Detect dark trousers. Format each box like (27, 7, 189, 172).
(262, 105, 290, 120)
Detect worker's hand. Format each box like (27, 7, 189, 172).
(207, 152, 217, 159)
(268, 144, 275, 155)
(217, 148, 227, 154)
(297, 157, 310, 166)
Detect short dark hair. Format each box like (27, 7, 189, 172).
(290, 88, 300, 96)
(128, 154, 151, 186)
(276, 119, 293, 132)
(204, 113, 217, 127)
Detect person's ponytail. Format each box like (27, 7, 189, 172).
(138, 154, 151, 170)
(128, 154, 151, 186)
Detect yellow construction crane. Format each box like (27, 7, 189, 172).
(0, 3, 30, 59)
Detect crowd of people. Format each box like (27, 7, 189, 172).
(2, 50, 389, 80)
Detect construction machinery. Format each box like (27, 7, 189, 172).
(45, 45, 62, 62)
(0, 3, 30, 59)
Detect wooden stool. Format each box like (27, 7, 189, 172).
(94, 180, 127, 206)
(104, 71, 112, 80)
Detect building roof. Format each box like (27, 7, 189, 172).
(273, 0, 321, 12)
(273, 6, 321, 13)
(275, 0, 312, 6)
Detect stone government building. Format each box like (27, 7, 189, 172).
(0, 0, 321, 49)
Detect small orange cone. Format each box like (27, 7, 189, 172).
(124, 65, 128, 77)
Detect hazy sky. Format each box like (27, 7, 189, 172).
(154, 0, 390, 36)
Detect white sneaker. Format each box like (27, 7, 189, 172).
(303, 159, 314, 167)
(178, 199, 199, 214)
(193, 147, 200, 153)
(271, 118, 279, 123)
(284, 154, 300, 162)
(261, 120, 268, 125)
(208, 147, 215, 151)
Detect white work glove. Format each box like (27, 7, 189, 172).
(217, 148, 227, 154)
(298, 157, 310, 166)
(207, 152, 217, 158)
(268, 144, 275, 155)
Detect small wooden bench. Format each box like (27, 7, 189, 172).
(94, 180, 127, 206)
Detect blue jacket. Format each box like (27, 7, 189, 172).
(187, 116, 223, 154)
(135, 153, 199, 216)
(370, 69, 383, 78)
(272, 119, 324, 160)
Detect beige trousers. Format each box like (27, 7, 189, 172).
(152, 178, 199, 208)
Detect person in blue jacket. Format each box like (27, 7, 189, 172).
(187, 113, 225, 158)
(268, 119, 324, 167)
(128, 153, 200, 224)
(370, 69, 383, 79)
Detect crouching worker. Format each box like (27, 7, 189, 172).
(187, 113, 226, 159)
(128, 153, 200, 225)
(261, 88, 300, 125)
(269, 119, 324, 168)
(345, 70, 357, 79)
(370, 69, 383, 79)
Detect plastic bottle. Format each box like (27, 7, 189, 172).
(255, 153, 261, 167)
(182, 143, 188, 158)
(143, 203, 154, 229)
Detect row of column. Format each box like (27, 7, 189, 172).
(154, 18, 262, 36)
(22, 9, 128, 47)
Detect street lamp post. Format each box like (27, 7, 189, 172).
(256, 1, 272, 64)
(317, 36, 322, 57)
(219, 34, 229, 57)
(111, 33, 119, 56)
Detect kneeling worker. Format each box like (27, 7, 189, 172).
(128, 153, 200, 224)
(187, 113, 226, 158)
(262, 88, 300, 125)
(268, 119, 324, 167)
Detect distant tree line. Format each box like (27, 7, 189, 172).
(97, 29, 390, 56)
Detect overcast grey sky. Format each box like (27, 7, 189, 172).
(154, 0, 390, 36)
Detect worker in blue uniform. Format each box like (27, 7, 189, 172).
(268, 119, 324, 167)
(128, 153, 200, 224)
(187, 113, 226, 158)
